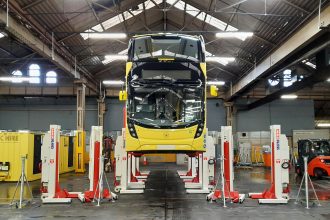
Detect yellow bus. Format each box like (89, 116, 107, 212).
(121, 34, 212, 153)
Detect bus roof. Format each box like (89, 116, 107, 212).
(132, 33, 201, 40)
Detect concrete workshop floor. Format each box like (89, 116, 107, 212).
(0, 164, 330, 220)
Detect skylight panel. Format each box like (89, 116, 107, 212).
(185, 4, 200, 17)
(81, 0, 238, 40)
(168, 0, 238, 31)
(102, 15, 123, 30)
(92, 24, 103, 32)
(118, 48, 128, 55)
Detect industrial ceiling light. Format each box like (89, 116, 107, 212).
(317, 123, 330, 127)
(103, 80, 125, 85)
(207, 81, 225, 86)
(0, 32, 5, 39)
(102, 54, 128, 65)
(104, 55, 127, 60)
(302, 59, 316, 69)
(82, 33, 127, 39)
(206, 57, 235, 65)
(0, 76, 31, 83)
(281, 94, 297, 99)
(327, 78, 330, 82)
(215, 32, 253, 41)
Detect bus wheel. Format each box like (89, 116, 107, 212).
(314, 168, 323, 179)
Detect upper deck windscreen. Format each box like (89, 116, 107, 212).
(128, 35, 204, 62)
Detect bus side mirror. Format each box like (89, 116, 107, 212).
(119, 91, 127, 101)
(210, 85, 218, 97)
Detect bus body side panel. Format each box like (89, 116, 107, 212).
(125, 125, 206, 152)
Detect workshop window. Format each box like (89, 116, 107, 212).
(46, 71, 57, 84)
(29, 64, 40, 84)
(29, 64, 40, 77)
(11, 70, 23, 83)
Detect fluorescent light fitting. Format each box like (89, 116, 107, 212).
(103, 80, 124, 85)
(206, 57, 235, 65)
(317, 123, 330, 127)
(281, 94, 297, 99)
(82, 33, 127, 39)
(0, 76, 31, 82)
(215, 32, 253, 41)
(103, 54, 128, 65)
(104, 55, 127, 60)
(207, 81, 225, 86)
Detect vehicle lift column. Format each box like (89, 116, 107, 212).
(78, 126, 117, 202)
(40, 125, 81, 204)
(206, 126, 245, 203)
(178, 156, 197, 180)
(248, 125, 290, 204)
(184, 135, 216, 194)
(132, 155, 149, 180)
(114, 129, 146, 194)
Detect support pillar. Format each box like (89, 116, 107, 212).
(77, 84, 86, 131)
(224, 102, 233, 126)
(76, 84, 86, 173)
(97, 99, 106, 127)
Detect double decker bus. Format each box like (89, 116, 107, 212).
(120, 34, 215, 153)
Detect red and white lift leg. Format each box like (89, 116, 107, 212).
(206, 126, 245, 203)
(184, 135, 216, 194)
(40, 125, 81, 204)
(114, 129, 147, 194)
(132, 155, 149, 180)
(78, 126, 117, 203)
(178, 156, 197, 180)
(248, 125, 290, 204)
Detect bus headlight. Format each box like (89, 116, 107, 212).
(194, 123, 204, 138)
(128, 122, 138, 139)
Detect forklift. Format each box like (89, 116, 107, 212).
(295, 139, 330, 178)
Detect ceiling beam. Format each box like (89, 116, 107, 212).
(1, 3, 98, 92)
(247, 62, 330, 110)
(22, 0, 44, 11)
(283, 0, 311, 15)
(226, 6, 330, 101)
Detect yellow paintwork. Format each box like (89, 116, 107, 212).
(125, 35, 207, 153)
(0, 132, 39, 182)
(125, 124, 206, 152)
(144, 153, 176, 163)
(119, 90, 127, 101)
(60, 136, 75, 173)
(158, 58, 175, 61)
(75, 130, 86, 173)
(210, 85, 218, 97)
(200, 63, 207, 76)
(126, 62, 133, 77)
(0, 132, 76, 182)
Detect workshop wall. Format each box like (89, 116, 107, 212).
(0, 97, 314, 135)
(235, 99, 315, 135)
(0, 97, 97, 131)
